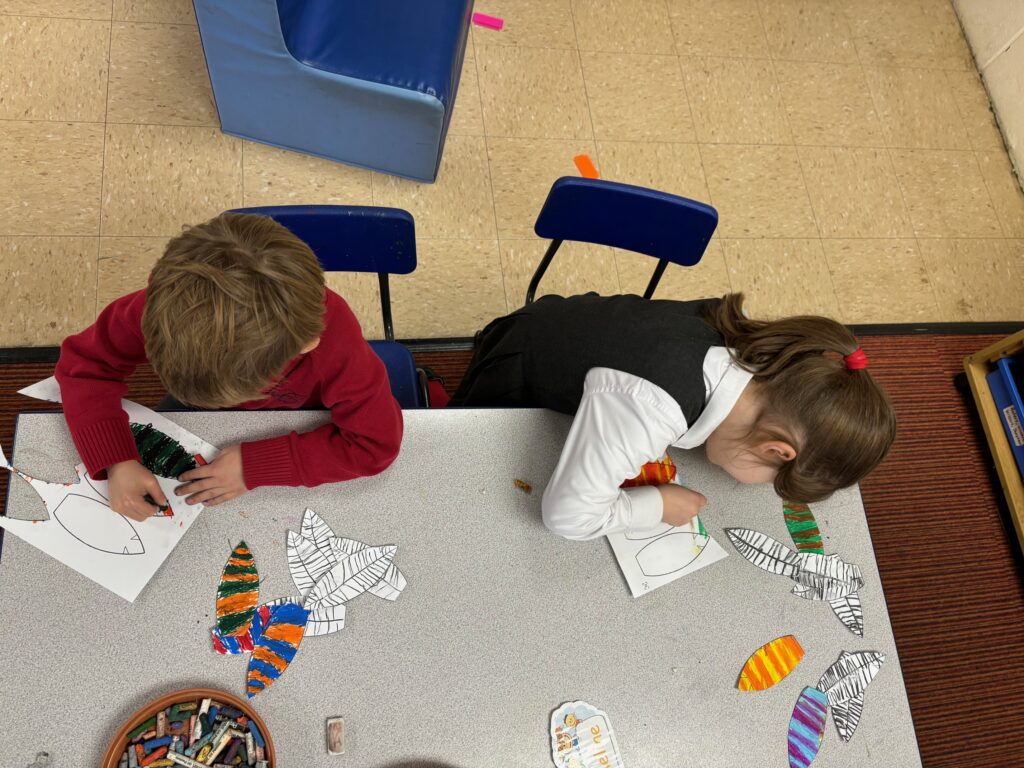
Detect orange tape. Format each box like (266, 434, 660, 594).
(574, 154, 599, 179)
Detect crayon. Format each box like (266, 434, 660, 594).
(142, 736, 172, 753)
(139, 747, 167, 767)
(129, 718, 157, 742)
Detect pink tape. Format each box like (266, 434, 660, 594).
(472, 12, 504, 31)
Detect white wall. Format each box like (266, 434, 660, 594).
(954, 0, 1024, 184)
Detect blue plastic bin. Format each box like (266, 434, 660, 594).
(986, 355, 1024, 481)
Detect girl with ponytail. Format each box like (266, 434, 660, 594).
(452, 292, 896, 541)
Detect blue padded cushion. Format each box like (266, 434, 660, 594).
(276, 0, 472, 110)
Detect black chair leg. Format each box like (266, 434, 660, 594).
(643, 259, 669, 299)
(525, 239, 563, 305)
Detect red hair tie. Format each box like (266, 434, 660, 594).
(844, 348, 869, 371)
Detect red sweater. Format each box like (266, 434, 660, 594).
(54, 289, 403, 489)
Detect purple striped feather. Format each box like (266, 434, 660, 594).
(788, 686, 828, 768)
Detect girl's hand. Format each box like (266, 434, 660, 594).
(658, 484, 707, 527)
(176, 445, 247, 507)
(108, 460, 167, 521)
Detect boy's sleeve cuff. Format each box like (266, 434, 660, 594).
(240, 436, 298, 489)
(74, 416, 140, 480)
(623, 485, 664, 533)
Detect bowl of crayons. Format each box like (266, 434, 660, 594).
(100, 687, 275, 768)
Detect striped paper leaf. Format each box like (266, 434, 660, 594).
(788, 687, 828, 768)
(246, 602, 309, 697)
(783, 500, 824, 555)
(300, 507, 336, 553)
(216, 541, 259, 636)
(828, 593, 864, 637)
(736, 635, 805, 692)
(287, 530, 335, 597)
(724, 528, 801, 577)
(332, 537, 407, 601)
(305, 545, 396, 609)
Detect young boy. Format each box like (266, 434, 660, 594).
(55, 213, 403, 522)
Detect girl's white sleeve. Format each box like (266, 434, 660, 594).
(541, 368, 687, 541)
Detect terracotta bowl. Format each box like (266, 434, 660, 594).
(100, 687, 276, 767)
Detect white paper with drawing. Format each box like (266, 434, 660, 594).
(1, 377, 219, 601)
(607, 490, 728, 598)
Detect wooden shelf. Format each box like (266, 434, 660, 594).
(964, 329, 1024, 552)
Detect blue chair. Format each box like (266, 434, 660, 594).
(526, 177, 719, 304)
(193, 0, 473, 182)
(233, 205, 428, 408)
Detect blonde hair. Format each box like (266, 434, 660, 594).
(703, 294, 896, 502)
(142, 213, 325, 408)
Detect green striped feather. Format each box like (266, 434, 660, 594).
(783, 501, 824, 554)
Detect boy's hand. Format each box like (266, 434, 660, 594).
(176, 445, 246, 506)
(108, 460, 168, 522)
(658, 484, 707, 527)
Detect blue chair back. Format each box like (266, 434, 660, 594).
(231, 204, 426, 407)
(527, 177, 719, 303)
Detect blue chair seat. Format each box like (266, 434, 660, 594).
(277, 0, 468, 116)
(368, 341, 422, 410)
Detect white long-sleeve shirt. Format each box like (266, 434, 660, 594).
(541, 347, 753, 540)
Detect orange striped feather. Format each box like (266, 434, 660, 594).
(737, 635, 805, 692)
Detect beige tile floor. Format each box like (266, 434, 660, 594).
(2, 0, 1023, 345)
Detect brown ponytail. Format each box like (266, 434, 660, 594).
(703, 293, 896, 502)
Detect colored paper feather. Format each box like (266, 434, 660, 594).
(620, 456, 677, 488)
(305, 545, 397, 608)
(216, 542, 259, 636)
(788, 687, 828, 768)
(212, 604, 270, 655)
(783, 500, 824, 554)
(736, 635, 804, 692)
(246, 602, 309, 697)
(828, 593, 865, 638)
(130, 422, 199, 478)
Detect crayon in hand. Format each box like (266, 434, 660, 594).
(143, 493, 173, 517)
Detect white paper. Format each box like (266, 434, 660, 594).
(607, 514, 728, 598)
(2, 377, 219, 601)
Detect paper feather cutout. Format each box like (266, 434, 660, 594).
(620, 455, 677, 488)
(828, 593, 864, 638)
(286, 531, 334, 594)
(816, 650, 885, 742)
(305, 544, 396, 608)
(725, 528, 863, 601)
(788, 687, 828, 768)
(783, 500, 823, 554)
(779, 501, 866, 637)
(211, 509, 406, 695)
(130, 422, 201, 478)
(216, 541, 259, 636)
(246, 601, 309, 698)
(737, 635, 805, 692)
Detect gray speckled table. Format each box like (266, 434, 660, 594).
(0, 410, 922, 768)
